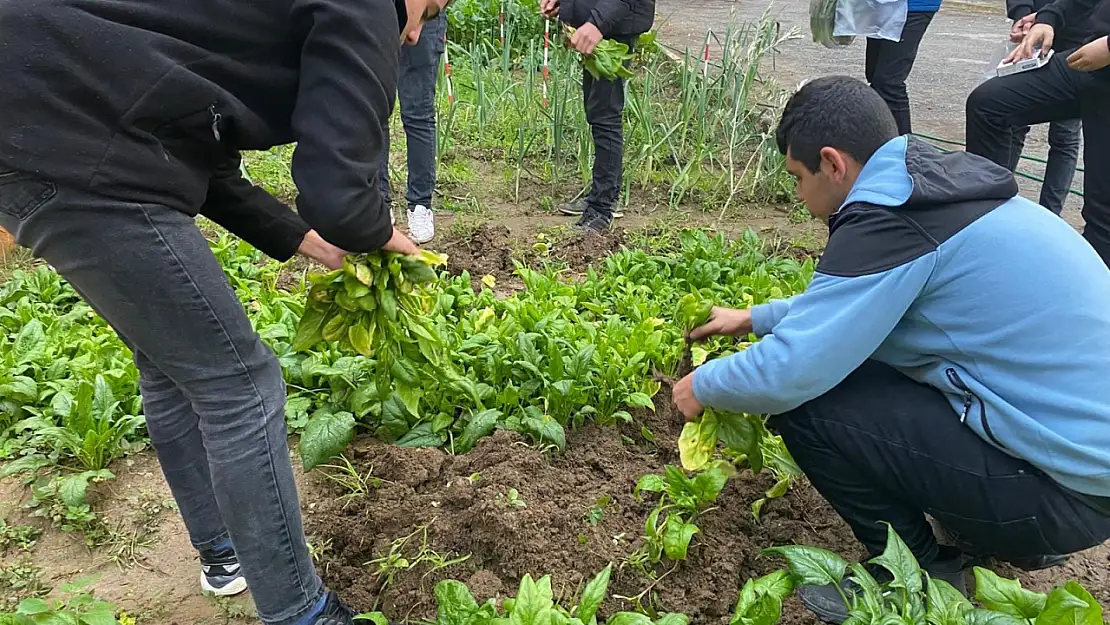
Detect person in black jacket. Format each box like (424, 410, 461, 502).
(965, 0, 1110, 268)
(0, 0, 447, 623)
(990, 0, 1090, 215)
(540, 0, 656, 232)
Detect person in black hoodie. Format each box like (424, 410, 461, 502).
(0, 0, 448, 623)
(965, 0, 1110, 267)
(539, 0, 655, 232)
(999, 0, 1089, 215)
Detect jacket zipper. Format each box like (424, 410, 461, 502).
(209, 104, 222, 142)
(945, 368, 1005, 449)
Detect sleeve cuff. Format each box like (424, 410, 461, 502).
(750, 303, 778, 337)
(691, 359, 724, 408)
(1008, 6, 1032, 21)
(1034, 10, 1061, 28)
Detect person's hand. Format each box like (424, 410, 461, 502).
(382, 227, 421, 256)
(539, 0, 559, 19)
(1007, 23, 1054, 62)
(672, 372, 704, 421)
(1010, 13, 1035, 43)
(687, 307, 754, 341)
(297, 230, 348, 270)
(570, 22, 603, 55)
(1067, 36, 1110, 71)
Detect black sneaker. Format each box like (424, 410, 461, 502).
(573, 209, 612, 234)
(199, 544, 248, 597)
(797, 556, 967, 624)
(311, 591, 392, 625)
(1005, 554, 1070, 571)
(558, 197, 624, 218)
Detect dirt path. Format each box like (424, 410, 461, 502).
(652, 0, 1087, 224)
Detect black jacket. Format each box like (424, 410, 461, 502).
(560, 0, 655, 38)
(0, 0, 403, 260)
(1009, 0, 1098, 50)
(1035, 0, 1110, 52)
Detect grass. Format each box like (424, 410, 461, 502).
(242, 16, 798, 216)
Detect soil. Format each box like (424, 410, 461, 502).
(305, 406, 863, 625)
(438, 223, 517, 283)
(437, 221, 629, 286)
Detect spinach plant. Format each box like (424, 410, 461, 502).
(429, 564, 689, 625)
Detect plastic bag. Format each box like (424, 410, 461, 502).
(983, 34, 1018, 83)
(834, 0, 907, 42)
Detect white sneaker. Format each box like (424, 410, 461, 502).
(407, 205, 434, 244)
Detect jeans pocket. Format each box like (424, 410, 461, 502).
(928, 508, 1057, 558)
(0, 169, 57, 220)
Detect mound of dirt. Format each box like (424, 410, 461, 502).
(304, 410, 861, 625)
(436, 223, 628, 290)
(438, 223, 516, 283)
(544, 228, 627, 274)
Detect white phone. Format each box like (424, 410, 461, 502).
(996, 48, 1055, 77)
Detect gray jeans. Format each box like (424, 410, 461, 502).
(1009, 118, 1082, 216)
(380, 12, 446, 210)
(0, 176, 322, 625)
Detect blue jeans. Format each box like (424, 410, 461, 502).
(0, 180, 322, 625)
(380, 13, 446, 210)
(1010, 119, 1082, 216)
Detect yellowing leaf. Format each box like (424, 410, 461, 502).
(678, 412, 718, 471)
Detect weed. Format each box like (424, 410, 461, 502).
(318, 456, 387, 505)
(363, 522, 470, 607)
(495, 487, 527, 508)
(786, 206, 810, 226)
(22, 471, 112, 545)
(439, 157, 478, 185)
(210, 595, 257, 624)
(440, 194, 486, 216)
(0, 556, 49, 612)
(0, 518, 41, 552)
(586, 495, 612, 526)
(308, 537, 334, 564)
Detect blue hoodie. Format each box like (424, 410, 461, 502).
(908, 0, 941, 13)
(693, 136, 1110, 499)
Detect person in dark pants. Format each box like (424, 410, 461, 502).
(1008, 119, 1081, 214)
(380, 11, 447, 244)
(539, 0, 655, 232)
(988, 0, 1089, 215)
(864, 0, 938, 135)
(671, 76, 1110, 624)
(966, 0, 1110, 265)
(0, 0, 448, 623)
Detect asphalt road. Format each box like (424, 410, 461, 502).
(654, 0, 1087, 223)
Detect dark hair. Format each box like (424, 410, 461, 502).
(775, 76, 898, 173)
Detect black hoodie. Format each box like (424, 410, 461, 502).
(559, 0, 655, 38)
(1008, 0, 1095, 50)
(0, 0, 404, 259)
(1035, 0, 1110, 52)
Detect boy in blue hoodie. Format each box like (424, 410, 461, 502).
(672, 76, 1110, 624)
